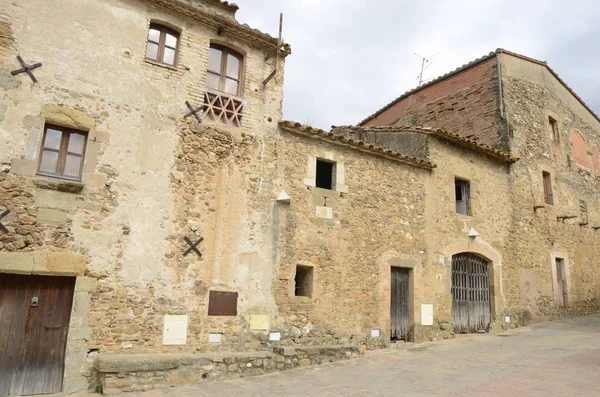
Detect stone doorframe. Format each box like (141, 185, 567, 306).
(0, 251, 96, 394)
(377, 250, 418, 342)
(550, 250, 570, 307)
(440, 237, 505, 326)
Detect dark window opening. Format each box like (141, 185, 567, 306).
(455, 179, 471, 215)
(315, 159, 335, 190)
(294, 265, 314, 297)
(543, 172, 553, 205)
(549, 117, 559, 142)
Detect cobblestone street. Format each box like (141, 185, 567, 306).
(96, 315, 600, 397)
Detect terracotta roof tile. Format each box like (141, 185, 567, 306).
(358, 48, 600, 126)
(145, 0, 291, 56)
(332, 125, 519, 163)
(279, 121, 435, 169)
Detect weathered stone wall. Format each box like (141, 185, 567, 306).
(334, 127, 429, 160)
(363, 57, 506, 149)
(1, 0, 286, 393)
(274, 130, 429, 345)
(94, 346, 362, 394)
(422, 138, 512, 337)
(500, 54, 600, 321)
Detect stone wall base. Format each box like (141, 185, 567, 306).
(94, 345, 364, 394)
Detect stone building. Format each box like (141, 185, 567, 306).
(359, 48, 600, 328)
(1, 0, 599, 393)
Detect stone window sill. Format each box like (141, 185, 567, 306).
(144, 59, 179, 71)
(309, 186, 341, 198)
(32, 176, 84, 194)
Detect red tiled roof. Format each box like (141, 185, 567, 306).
(205, 0, 239, 13)
(358, 48, 600, 126)
(145, 0, 291, 56)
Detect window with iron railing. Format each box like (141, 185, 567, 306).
(203, 44, 244, 127)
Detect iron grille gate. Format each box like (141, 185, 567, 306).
(451, 253, 491, 334)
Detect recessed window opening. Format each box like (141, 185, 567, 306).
(455, 178, 470, 215)
(37, 124, 88, 181)
(294, 265, 314, 297)
(315, 159, 336, 190)
(543, 172, 553, 205)
(549, 117, 559, 142)
(580, 200, 588, 224)
(145, 23, 180, 66)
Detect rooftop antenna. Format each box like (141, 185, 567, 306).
(415, 52, 440, 86)
(263, 12, 284, 86)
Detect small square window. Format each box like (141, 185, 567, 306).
(549, 117, 559, 142)
(316, 159, 336, 190)
(294, 265, 314, 297)
(455, 179, 471, 215)
(37, 124, 88, 181)
(543, 172, 553, 205)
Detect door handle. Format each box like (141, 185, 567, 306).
(45, 325, 61, 330)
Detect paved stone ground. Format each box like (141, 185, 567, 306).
(93, 315, 600, 397)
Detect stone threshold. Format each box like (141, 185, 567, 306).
(93, 345, 363, 394)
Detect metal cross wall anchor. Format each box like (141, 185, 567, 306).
(184, 101, 203, 123)
(183, 236, 203, 257)
(0, 209, 10, 234)
(10, 55, 42, 83)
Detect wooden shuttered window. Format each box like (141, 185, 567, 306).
(543, 172, 553, 205)
(455, 179, 471, 215)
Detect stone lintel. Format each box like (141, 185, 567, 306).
(0, 251, 86, 276)
(387, 257, 419, 269)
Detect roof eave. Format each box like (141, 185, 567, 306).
(279, 121, 435, 169)
(143, 0, 291, 56)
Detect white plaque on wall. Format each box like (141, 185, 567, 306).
(208, 333, 222, 343)
(162, 315, 188, 345)
(421, 304, 434, 326)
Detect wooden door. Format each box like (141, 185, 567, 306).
(451, 253, 491, 334)
(555, 259, 568, 307)
(390, 267, 410, 341)
(0, 274, 75, 397)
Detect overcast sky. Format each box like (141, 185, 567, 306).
(235, 0, 600, 130)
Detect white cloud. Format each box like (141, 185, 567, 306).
(235, 0, 600, 127)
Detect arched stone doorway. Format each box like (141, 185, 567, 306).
(451, 252, 491, 333)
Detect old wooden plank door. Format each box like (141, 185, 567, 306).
(390, 267, 410, 341)
(451, 253, 491, 334)
(555, 258, 568, 307)
(0, 274, 75, 397)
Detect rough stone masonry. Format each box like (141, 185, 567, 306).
(1, 0, 599, 395)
